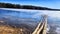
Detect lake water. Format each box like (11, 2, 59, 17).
(0, 8, 60, 34)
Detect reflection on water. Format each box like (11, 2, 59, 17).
(0, 9, 60, 34)
(0, 9, 41, 34)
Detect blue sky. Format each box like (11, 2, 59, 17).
(0, 0, 60, 19)
(0, 0, 60, 9)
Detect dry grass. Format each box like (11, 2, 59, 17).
(0, 25, 31, 34)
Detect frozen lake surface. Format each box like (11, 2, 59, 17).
(0, 8, 60, 34)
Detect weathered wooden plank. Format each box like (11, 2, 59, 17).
(32, 15, 47, 34)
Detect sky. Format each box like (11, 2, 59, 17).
(0, 0, 60, 9)
(0, 0, 60, 33)
(0, 0, 60, 19)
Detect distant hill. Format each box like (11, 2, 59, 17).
(0, 2, 60, 11)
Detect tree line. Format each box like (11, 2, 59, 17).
(0, 2, 60, 11)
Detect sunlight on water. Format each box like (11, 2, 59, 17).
(0, 8, 60, 34)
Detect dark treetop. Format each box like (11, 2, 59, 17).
(0, 2, 60, 11)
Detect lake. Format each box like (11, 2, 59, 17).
(0, 8, 60, 34)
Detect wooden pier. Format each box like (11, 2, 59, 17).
(32, 15, 47, 34)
